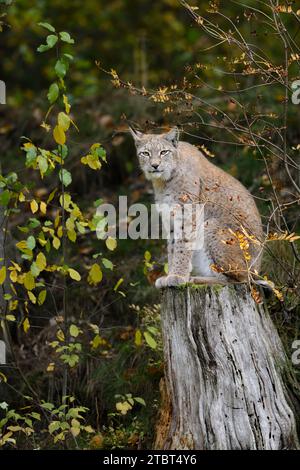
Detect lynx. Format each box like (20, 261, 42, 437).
(130, 126, 263, 288)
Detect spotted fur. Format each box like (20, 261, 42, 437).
(130, 127, 263, 288)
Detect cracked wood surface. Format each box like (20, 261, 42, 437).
(155, 284, 299, 450)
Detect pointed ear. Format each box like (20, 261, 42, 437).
(128, 125, 143, 143)
(164, 127, 179, 148)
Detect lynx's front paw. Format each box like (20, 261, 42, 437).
(155, 274, 188, 288)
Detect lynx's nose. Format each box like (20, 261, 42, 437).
(151, 163, 159, 170)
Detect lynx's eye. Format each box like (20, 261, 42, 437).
(139, 150, 150, 157)
(160, 150, 170, 156)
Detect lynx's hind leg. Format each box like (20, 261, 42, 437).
(204, 218, 251, 282)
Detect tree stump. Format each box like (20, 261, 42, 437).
(155, 284, 299, 450)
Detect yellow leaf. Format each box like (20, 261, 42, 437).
(23, 317, 30, 333)
(0, 372, 7, 383)
(10, 261, 21, 271)
(106, 237, 117, 251)
(16, 240, 29, 252)
(113, 277, 124, 292)
(19, 192, 25, 202)
(9, 300, 18, 311)
(116, 401, 132, 415)
(289, 235, 300, 242)
(36, 252, 47, 271)
(69, 324, 79, 337)
(66, 217, 74, 231)
(134, 329, 143, 347)
(40, 201, 47, 214)
(30, 200, 39, 214)
(47, 188, 57, 204)
(53, 125, 66, 145)
(58, 112, 70, 131)
(38, 290, 47, 306)
(71, 418, 80, 429)
(5, 314, 16, 322)
(71, 427, 80, 437)
(56, 328, 65, 342)
(84, 425, 94, 434)
(59, 193, 71, 209)
(41, 121, 51, 132)
(0, 266, 6, 285)
(47, 362, 55, 372)
(88, 263, 103, 285)
(24, 272, 35, 291)
(81, 155, 101, 170)
(67, 229, 76, 242)
(54, 214, 60, 229)
(91, 334, 104, 349)
(28, 291, 36, 304)
(10, 270, 18, 283)
(53, 237, 61, 250)
(68, 268, 81, 281)
(63, 94, 71, 113)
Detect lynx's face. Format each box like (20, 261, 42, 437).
(130, 127, 179, 182)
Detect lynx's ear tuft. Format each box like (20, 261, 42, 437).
(164, 127, 179, 148)
(128, 125, 143, 143)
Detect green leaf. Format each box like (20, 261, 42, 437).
(26, 235, 36, 250)
(63, 53, 74, 62)
(37, 35, 57, 52)
(47, 83, 59, 104)
(134, 397, 146, 406)
(46, 34, 58, 48)
(37, 155, 48, 175)
(96, 147, 107, 162)
(55, 59, 67, 78)
(40, 402, 55, 411)
(102, 258, 113, 270)
(28, 218, 41, 229)
(38, 22, 56, 33)
(58, 112, 71, 131)
(37, 44, 51, 53)
(30, 262, 40, 277)
(49, 421, 61, 434)
(59, 31, 74, 44)
(143, 331, 157, 349)
(0, 190, 10, 206)
(93, 198, 103, 208)
(59, 169, 72, 187)
(24, 146, 37, 165)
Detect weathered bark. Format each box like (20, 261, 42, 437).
(155, 284, 299, 450)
